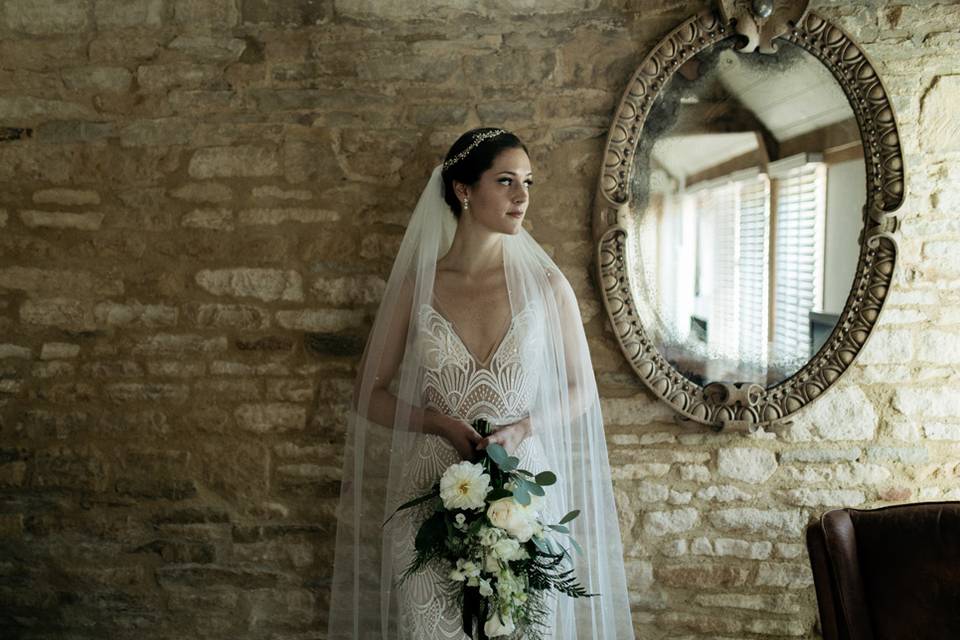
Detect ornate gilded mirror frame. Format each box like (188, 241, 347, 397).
(593, 1, 904, 432)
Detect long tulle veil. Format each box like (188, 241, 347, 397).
(326, 163, 635, 639)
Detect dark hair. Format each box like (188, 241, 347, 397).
(441, 128, 529, 218)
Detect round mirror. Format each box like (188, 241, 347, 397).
(626, 37, 864, 388)
(594, 9, 904, 428)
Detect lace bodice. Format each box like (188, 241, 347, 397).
(393, 299, 557, 639)
(415, 300, 543, 424)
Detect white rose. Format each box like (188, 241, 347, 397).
(486, 498, 536, 542)
(484, 551, 500, 573)
(440, 461, 491, 511)
(478, 526, 501, 547)
(484, 611, 515, 637)
(492, 537, 522, 561)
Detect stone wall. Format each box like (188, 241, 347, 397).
(1, 0, 958, 638)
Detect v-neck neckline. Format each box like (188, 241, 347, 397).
(429, 292, 515, 367)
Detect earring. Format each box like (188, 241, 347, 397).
(463, 199, 469, 211)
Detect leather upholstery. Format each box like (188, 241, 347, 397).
(806, 502, 960, 640)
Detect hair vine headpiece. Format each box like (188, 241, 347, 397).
(442, 129, 508, 171)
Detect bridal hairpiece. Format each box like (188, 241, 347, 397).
(442, 129, 508, 171)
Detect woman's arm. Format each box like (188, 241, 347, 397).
(351, 278, 482, 460)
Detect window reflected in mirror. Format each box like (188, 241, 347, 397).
(626, 37, 865, 387)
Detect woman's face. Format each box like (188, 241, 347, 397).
(456, 147, 533, 236)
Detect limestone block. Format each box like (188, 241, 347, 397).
(865, 446, 930, 464)
(797, 384, 878, 441)
(171, 182, 233, 203)
(94, 0, 164, 27)
(241, 0, 330, 26)
(19, 210, 104, 230)
(610, 463, 670, 480)
(147, 361, 206, 377)
(33, 188, 100, 205)
(94, 301, 178, 327)
(694, 592, 801, 615)
(181, 208, 234, 230)
(924, 423, 960, 440)
(195, 268, 303, 302)
(782, 488, 866, 507)
(173, 0, 239, 27)
(133, 334, 228, 355)
(744, 618, 807, 636)
(235, 403, 307, 433)
(920, 75, 960, 153)
(252, 185, 312, 201)
(780, 447, 861, 463)
(106, 383, 190, 404)
(61, 66, 132, 91)
(185, 303, 271, 330)
(755, 562, 814, 588)
(189, 146, 280, 178)
(335, 0, 601, 19)
(915, 328, 960, 363)
(893, 386, 960, 418)
(237, 208, 339, 225)
(695, 485, 753, 502)
(0, 209, 6, 226)
(169, 35, 247, 61)
(634, 481, 669, 503)
(656, 563, 751, 589)
(119, 118, 193, 147)
(679, 464, 711, 482)
(709, 508, 804, 537)
(0, 96, 93, 120)
(643, 508, 698, 536)
(717, 447, 778, 484)
(0, 344, 32, 359)
(275, 309, 364, 332)
(857, 328, 913, 364)
(20, 298, 95, 331)
(2, 0, 88, 33)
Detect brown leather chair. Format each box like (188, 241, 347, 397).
(806, 501, 960, 640)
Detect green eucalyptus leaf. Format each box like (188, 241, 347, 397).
(558, 509, 580, 525)
(513, 483, 531, 506)
(485, 443, 508, 465)
(500, 457, 519, 472)
(568, 535, 585, 557)
(526, 482, 545, 497)
(548, 524, 570, 534)
(534, 471, 557, 486)
(531, 535, 550, 554)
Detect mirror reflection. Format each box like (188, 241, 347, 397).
(627, 37, 865, 387)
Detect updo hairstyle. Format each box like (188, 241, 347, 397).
(440, 128, 529, 218)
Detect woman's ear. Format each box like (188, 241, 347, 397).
(452, 180, 469, 202)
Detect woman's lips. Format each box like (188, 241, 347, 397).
(507, 210, 524, 218)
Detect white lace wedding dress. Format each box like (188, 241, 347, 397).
(390, 297, 559, 639)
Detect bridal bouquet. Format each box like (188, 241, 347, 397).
(385, 419, 595, 639)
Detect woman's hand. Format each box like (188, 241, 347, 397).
(437, 417, 484, 462)
(477, 417, 531, 457)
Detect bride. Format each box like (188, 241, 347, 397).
(326, 128, 635, 639)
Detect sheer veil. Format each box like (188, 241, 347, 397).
(326, 162, 635, 639)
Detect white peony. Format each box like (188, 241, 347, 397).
(487, 498, 536, 542)
(439, 461, 491, 510)
(484, 611, 515, 637)
(478, 525, 501, 547)
(492, 537, 522, 561)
